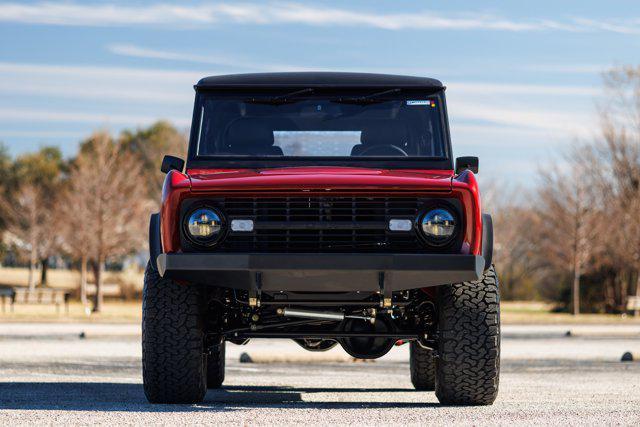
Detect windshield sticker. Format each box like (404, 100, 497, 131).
(407, 100, 436, 107)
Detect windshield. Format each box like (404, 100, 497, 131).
(192, 90, 448, 160)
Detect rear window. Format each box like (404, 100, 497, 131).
(194, 91, 447, 159)
(273, 131, 361, 156)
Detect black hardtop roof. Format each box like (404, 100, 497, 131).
(195, 72, 444, 90)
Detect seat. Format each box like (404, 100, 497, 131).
(351, 122, 409, 156)
(224, 120, 283, 156)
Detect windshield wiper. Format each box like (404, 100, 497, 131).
(333, 88, 402, 105)
(245, 88, 315, 105)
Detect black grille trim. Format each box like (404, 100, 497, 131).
(181, 196, 462, 253)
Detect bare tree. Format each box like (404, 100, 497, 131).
(533, 148, 601, 315)
(0, 184, 60, 290)
(1, 147, 65, 289)
(598, 66, 640, 315)
(66, 132, 149, 312)
(56, 181, 93, 305)
(1, 185, 39, 290)
(483, 181, 541, 299)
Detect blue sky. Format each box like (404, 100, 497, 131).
(1, 1, 640, 184)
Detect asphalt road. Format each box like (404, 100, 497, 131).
(0, 323, 639, 425)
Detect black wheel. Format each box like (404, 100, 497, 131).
(435, 265, 500, 406)
(206, 342, 225, 389)
(142, 262, 207, 404)
(410, 342, 436, 391)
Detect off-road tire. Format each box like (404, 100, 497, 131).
(142, 262, 207, 404)
(410, 342, 436, 390)
(435, 265, 500, 406)
(206, 342, 226, 388)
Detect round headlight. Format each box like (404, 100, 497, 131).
(420, 208, 456, 244)
(185, 208, 223, 244)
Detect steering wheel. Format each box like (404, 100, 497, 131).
(356, 144, 409, 157)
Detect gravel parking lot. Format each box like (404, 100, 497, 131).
(0, 323, 639, 425)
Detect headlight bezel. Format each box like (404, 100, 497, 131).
(417, 204, 459, 247)
(182, 205, 226, 247)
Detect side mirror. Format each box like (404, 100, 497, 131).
(161, 155, 185, 174)
(455, 156, 479, 175)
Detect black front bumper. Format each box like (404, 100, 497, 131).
(157, 253, 484, 292)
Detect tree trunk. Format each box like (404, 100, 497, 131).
(620, 272, 629, 313)
(634, 273, 640, 317)
(604, 276, 615, 313)
(27, 246, 37, 291)
(614, 273, 622, 313)
(80, 255, 88, 305)
(572, 268, 580, 315)
(40, 258, 48, 287)
(571, 204, 581, 315)
(92, 257, 105, 313)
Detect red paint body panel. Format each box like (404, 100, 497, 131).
(160, 166, 483, 255)
(160, 170, 191, 255)
(452, 170, 483, 255)
(187, 167, 454, 192)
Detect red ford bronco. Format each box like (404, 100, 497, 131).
(143, 72, 499, 405)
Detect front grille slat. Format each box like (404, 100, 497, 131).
(220, 196, 424, 253)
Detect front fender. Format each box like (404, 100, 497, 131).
(481, 213, 493, 271)
(149, 213, 162, 271)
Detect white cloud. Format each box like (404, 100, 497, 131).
(0, 130, 85, 139)
(0, 60, 599, 107)
(517, 64, 611, 74)
(252, 4, 556, 31)
(107, 44, 601, 98)
(107, 44, 312, 72)
(452, 124, 566, 149)
(0, 1, 638, 33)
(0, 61, 596, 147)
(571, 17, 640, 35)
(0, 62, 198, 103)
(449, 102, 592, 136)
(0, 61, 200, 81)
(0, 63, 193, 129)
(0, 107, 190, 127)
(448, 81, 598, 96)
(0, 78, 189, 104)
(446, 82, 597, 137)
(0, 2, 217, 26)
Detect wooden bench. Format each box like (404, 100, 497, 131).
(10, 288, 71, 314)
(86, 283, 122, 298)
(0, 287, 13, 313)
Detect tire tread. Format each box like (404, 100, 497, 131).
(142, 263, 207, 404)
(410, 342, 436, 391)
(206, 343, 225, 389)
(435, 266, 500, 405)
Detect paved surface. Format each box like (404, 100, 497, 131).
(0, 323, 639, 425)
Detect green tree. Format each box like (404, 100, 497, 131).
(0, 142, 11, 177)
(12, 146, 66, 191)
(0, 142, 13, 231)
(119, 121, 187, 199)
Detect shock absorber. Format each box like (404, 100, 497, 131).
(277, 307, 376, 324)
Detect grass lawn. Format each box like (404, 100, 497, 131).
(501, 301, 640, 324)
(0, 301, 142, 323)
(1, 299, 638, 324)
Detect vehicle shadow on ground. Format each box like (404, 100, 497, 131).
(0, 382, 436, 412)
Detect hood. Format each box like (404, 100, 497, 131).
(187, 166, 453, 193)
